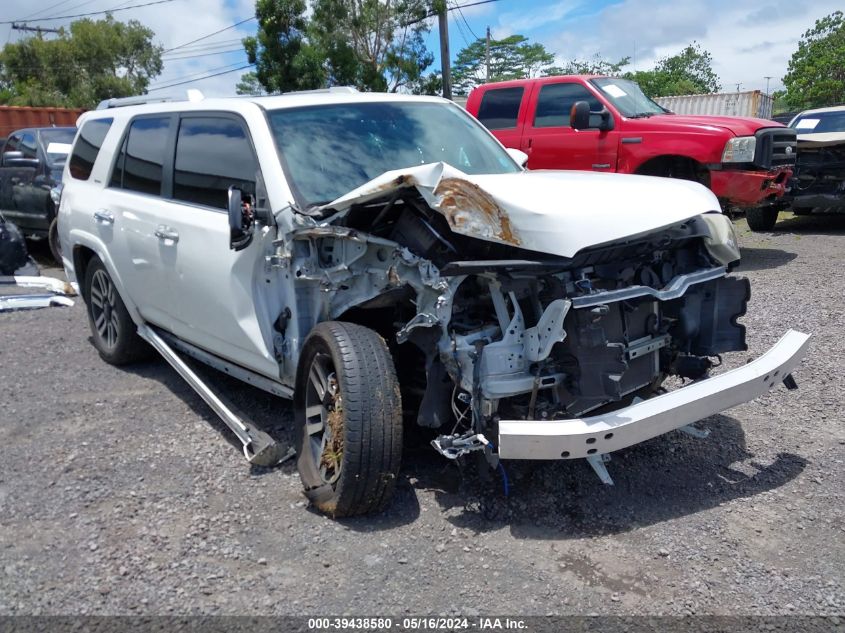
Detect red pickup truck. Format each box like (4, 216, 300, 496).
(466, 76, 797, 231)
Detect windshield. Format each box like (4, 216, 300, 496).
(267, 101, 521, 208)
(591, 78, 667, 118)
(40, 128, 76, 165)
(790, 110, 845, 134)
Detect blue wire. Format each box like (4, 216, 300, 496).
(488, 442, 510, 497)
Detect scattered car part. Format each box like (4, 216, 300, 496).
(0, 293, 73, 311)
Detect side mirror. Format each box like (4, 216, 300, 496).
(570, 101, 592, 130)
(570, 102, 614, 131)
(228, 186, 254, 251)
(3, 151, 40, 168)
(505, 147, 529, 168)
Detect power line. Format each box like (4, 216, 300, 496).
(0, 0, 180, 24)
(146, 63, 254, 92)
(164, 48, 246, 61)
(151, 60, 250, 85)
(16, 0, 78, 21)
(451, 0, 481, 41)
(162, 17, 255, 53)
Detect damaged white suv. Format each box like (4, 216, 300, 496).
(58, 89, 809, 517)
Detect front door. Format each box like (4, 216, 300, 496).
(160, 114, 278, 379)
(523, 81, 619, 172)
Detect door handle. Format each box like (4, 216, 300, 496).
(93, 209, 114, 224)
(154, 226, 179, 243)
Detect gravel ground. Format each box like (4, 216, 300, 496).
(0, 213, 843, 616)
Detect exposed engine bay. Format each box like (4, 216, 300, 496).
(271, 163, 750, 465)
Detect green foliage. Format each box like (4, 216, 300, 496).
(0, 16, 162, 108)
(451, 35, 555, 95)
(545, 54, 630, 77)
(244, 0, 434, 94)
(624, 42, 720, 98)
(782, 10, 845, 110)
(235, 71, 265, 95)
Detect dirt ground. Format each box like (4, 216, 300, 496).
(1, 212, 843, 616)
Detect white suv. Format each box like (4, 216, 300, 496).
(59, 89, 808, 517)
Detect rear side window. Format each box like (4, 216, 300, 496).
(534, 83, 603, 128)
(477, 87, 524, 130)
(69, 118, 113, 180)
(112, 116, 172, 195)
(173, 117, 258, 209)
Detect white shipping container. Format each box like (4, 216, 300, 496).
(654, 90, 774, 119)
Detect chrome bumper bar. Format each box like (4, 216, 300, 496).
(497, 329, 810, 460)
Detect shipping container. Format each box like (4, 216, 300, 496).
(0, 105, 85, 140)
(654, 91, 774, 120)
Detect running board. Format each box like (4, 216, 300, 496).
(137, 323, 292, 467)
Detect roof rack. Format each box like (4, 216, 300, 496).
(280, 86, 359, 96)
(96, 89, 205, 110)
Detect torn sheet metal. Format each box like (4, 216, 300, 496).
(0, 275, 77, 296)
(316, 162, 722, 259)
(0, 294, 74, 311)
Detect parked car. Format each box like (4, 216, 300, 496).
(0, 126, 76, 262)
(58, 89, 808, 517)
(757, 105, 845, 231)
(465, 76, 797, 224)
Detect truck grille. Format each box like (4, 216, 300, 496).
(754, 127, 797, 169)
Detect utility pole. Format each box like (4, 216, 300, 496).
(438, 2, 452, 100)
(11, 23, 61, 39)
(764, 76, 773, 95)
(485, 26, 491, 82)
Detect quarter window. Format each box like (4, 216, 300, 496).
(534, 83, 603, 128)
(173, 117, 258, 209)
(116, 116, 172, 195)
(69, 118, 113, 181)
(477, 87, 524, 130)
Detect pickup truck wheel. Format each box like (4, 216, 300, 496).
(746, 207, 779, 231)
(294, 321, 403, 518)
(83, 257, 149, 365)
(47, 217, 62, 264)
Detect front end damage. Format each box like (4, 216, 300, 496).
(272, 163, 808, 483)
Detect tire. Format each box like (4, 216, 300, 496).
(83, 257, 149, 365)
(294, 321, 403, 518)
(746, 207, 779, 231)
(48, 217, 62, 264)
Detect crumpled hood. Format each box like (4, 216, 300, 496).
(317, 163, 722, 259)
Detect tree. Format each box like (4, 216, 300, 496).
(0, 16, 162, 108)
(451, 35, 555, 95)
(545, 54, 630, 77)
(625, 43, 720, 97)
(243, 0, 434, 94)
(782, 10, 845, 110)
(235, 71, 266, 95)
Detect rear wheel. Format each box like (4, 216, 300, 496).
(294, 321, 403, 517)
(83, 257, 149, 365)
(48, 217, 62, 264)
(746, 207, 779, 231)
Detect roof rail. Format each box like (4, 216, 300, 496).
(96, 89, 205, 110)
(281, 86, 359, 96)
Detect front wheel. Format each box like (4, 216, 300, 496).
(294, 321, 403, 518)
(48, 217, 62, 264)
(746, 207, 779, 231)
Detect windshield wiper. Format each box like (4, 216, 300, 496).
(628, 112, 659, 119)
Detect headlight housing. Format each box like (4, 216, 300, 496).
(721, 136, 756, 163)
(700, 212, 740, 266)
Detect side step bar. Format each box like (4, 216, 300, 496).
(137, 324, 292, 467)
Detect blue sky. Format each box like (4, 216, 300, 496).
(1, 0, 841, 97)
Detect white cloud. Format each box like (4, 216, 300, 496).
(537, 0, 842, 94)
(1, 0, 258, 98)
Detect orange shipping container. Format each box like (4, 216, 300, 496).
(0, 105, 86, 138)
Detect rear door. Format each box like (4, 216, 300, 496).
(160, 113, 278, 378)
(0, 132, 42, 230)
(103, 114, 179, 328)
(473, 86, 528, 151)
(523, 80, 619, 172)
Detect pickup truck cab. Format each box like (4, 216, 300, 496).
(466, 76, 796, 221)
(0, 126, 76, 262)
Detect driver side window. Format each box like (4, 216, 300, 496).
(534, 83, 604, 128)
